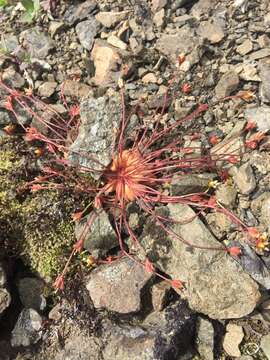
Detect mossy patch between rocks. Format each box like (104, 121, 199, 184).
(0, 137, 76, 280)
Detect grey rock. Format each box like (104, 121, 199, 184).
(63, 0, 97, 26)
(103, 300, 196, 360)
(191, 0, 216, 19)
(259, 60, 270, 103)
(20, 28, 54, 59)
(86, 257, 152, 314)
(216, 183, 237, 208)
(75, 210, 118, 257)
(233, 163, 256, 195)
(0, 34, 19, 53)
(68, 91, 121, 175)
(196, 317, 214, 360)
(18, 278, 46, 312)
(236, 244, 270, 289)
(215, 71, 239, 98)
(171, 174, 213, 196)
(140, 204, 260, 319)
(250, 192, 270, 228)
(38, 81, 57, 97)
(261, 333, 270, 360)
(11, 308, 42, 347)
(62, 80, 92, 98)
(2, 67, 25, 88)
(76, 18, 100, 51)
(171, 0, 191, 9)
(0, 110, 11, 126)
(0, 288, 11, 314)
(95, 11, 130, 28)
(197, 20, 225, 44)
(55, 333, 102, 360)
(245, 106, 270, 131)
(151, 281, 171, 312)
(156, 26, 199, 63)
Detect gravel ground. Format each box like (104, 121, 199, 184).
(1, 0, 270, 359)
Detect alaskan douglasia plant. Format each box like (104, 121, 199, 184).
(0, 76, 268, 291)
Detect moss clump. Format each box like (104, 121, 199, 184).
(0, 137, 77, 280)
(21, 190, 75, 280)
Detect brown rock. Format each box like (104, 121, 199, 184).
(86, 257, 152, 314)
(215, 71, 239, 98)
(198, 20, 225, 44)
(91, 40, 122, 86)
(95, 11, 130, 28)
(62, 80, 92, 98)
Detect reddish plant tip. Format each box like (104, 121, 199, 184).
(53, 275, 65, 291)
(72, 211, 83, 222)
(245, 120, 257, 131)
(227, 246, 241, 257)
(181, 83, 191, 94)
(170, 279, 184, 290)
(209, 135, 220, 145)
(145, 259, 155, 273)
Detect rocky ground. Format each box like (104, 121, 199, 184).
(1, 0, 270, 359)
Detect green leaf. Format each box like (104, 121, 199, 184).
(33, 0, 40, 12)
(21, 0, 35, 12)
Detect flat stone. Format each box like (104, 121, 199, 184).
(233, 163, 256, 195)
(62, 80, 92, 98)
(63, 0, 97, 25)
(107, 35, 127, 50)
(236, 39, 253, 55)
(68, 90, 121, 174)
(216, 183, 237, 207)
(38, 81, 57, 97)
(48, 21, 65, 37)
(151, 0, 167, 12)
(198, 20, 225, 44)
(171, 173, 214, 196)
(11, 309, 42, 347)
(75, 210, 118, 257)
(245, 106, 270, 131)
(156, 26, 199, 63)
(153, 8, 165, 27)
(20, 28, 54, 59)
(215, 71, 239, 98)
(142, 73, 158, 84)
(240, 64, 260, 82)
(95, 11, 130, 28)
(18, 278, 46, 312)
(249, 48, 270, 61)
(86, 257, 152, 314)
(258, 60, 270, 103)
(196, 318, 214, 360)
(91, 40, 122, 86)
(151, 281, 171, 311)
(140, 203, 260, 319)
(2, 67, 25, 88)
(76, 18, 100, 51)
(191, 0, 216, 19)
(0, 34, 19, 53)
(261, 333, 270, 359)
(223, 324, 244, 357)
